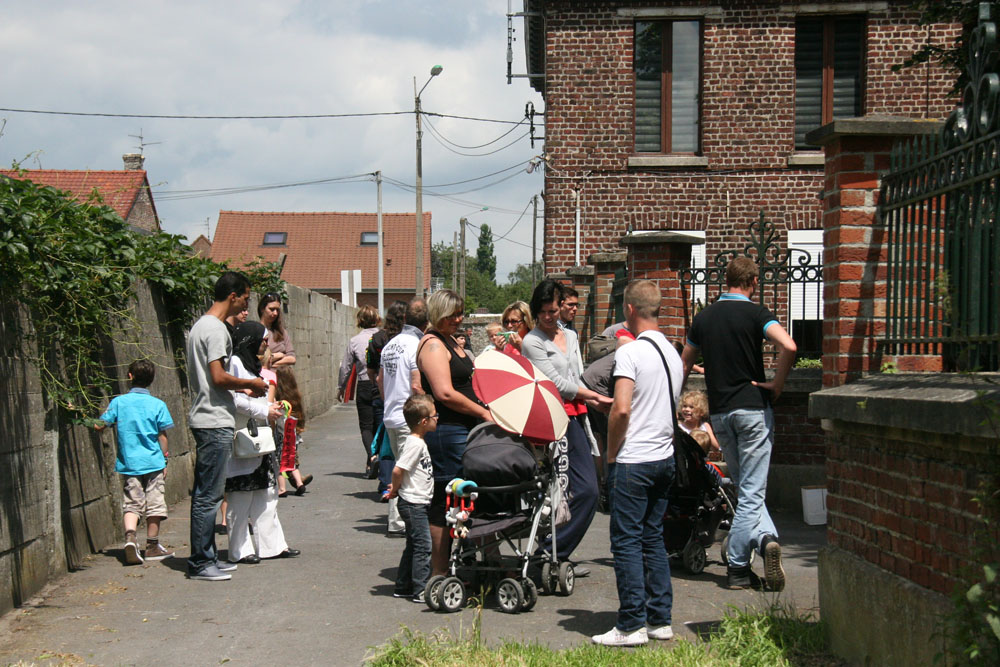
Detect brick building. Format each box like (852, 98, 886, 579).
(517, 0, 958, 344)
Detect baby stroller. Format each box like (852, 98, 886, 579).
(423, 423, 574, 614)
(663, 446, 737, 574)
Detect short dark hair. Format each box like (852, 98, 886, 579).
(529, 279, 564, 319)
(562, 286, 579, 299)
(403, 394, 435, 429)
(726, 257, 758, 289)
(214, 271, 250, 302)
(406, 298, 428, 330)
(128, 359, 155, 388)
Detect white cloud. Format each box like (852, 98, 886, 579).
(1, 1, 545, 283)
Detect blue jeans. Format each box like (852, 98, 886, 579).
(424, 422, 469, 482)
(711, 408, 778, 568)
(188, 427, 233, 572)
(394, 498, 431, 596)
(608, 457, 674, 632)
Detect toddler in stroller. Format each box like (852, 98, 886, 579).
(662, 430, 736, 574)
(422, 423, 575, 614)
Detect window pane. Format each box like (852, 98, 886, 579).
(263, 232, 286, 245)
(671, 21, 700, 153)
(833, 17, 864, 119)
(635, 21, 662, 153)
(795, 18, 823, 148)
(360, 231, 378, 246)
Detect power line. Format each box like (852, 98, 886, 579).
(423, 119, 531, 157)
(0, 106, 527, 125)
(152, 174, 372, 201)
(422, 116, 526, 150)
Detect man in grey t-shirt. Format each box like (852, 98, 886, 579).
(186, 271, 268, 581)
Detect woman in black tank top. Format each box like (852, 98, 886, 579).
(416, 290, 493, 575)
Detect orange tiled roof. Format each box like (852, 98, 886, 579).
(210, 211, 432, 292)
(0, 169, 150, 221)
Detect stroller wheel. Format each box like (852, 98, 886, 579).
(496, 578, 524, 614)
(520, 578, 538, 611)
(438, 576, 467, 613)
(540, 562, 556, 594)
(424, 575, 446, 611)
(557, 561, 575, 596)
(720, 534, 756, 568)
(683, 541, 707, 574)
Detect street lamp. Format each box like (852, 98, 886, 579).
(415, 64, 442, 299)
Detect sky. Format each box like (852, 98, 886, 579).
(0, 1, 545, 284)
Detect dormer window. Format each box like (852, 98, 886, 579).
(360, 232, 379, 246)
(263, 232, 287, 246)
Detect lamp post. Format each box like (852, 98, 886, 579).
(415, 64, 442, 299)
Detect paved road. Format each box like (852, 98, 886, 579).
(0, 404, 825, 666)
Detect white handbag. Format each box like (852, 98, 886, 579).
(233, 418, 275, 459)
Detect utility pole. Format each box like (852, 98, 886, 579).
(414, 84, 424, 300)
(531, 194, 538, 286)
(459, 217, 467, 302)
(452, 231, 458, 290)
(376, 170, 384, 315)
(414, 65, 442, 300)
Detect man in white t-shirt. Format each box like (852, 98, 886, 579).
(377, 297, 428, 535)
(592, 280, 682, 647)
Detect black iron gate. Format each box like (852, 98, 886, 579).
(680, 211, 824, 357)
(879, 3, 1000, 371)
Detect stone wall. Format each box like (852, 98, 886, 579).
(0, 280, 354, 617)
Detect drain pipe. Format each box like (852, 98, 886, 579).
(574, 188, 581, 266)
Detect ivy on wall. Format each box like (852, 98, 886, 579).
(0, 174, 283, 416)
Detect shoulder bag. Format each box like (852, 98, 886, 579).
(640, 337, 708, 493)
(233, 418, 275, 459)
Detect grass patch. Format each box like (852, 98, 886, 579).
(367, 602, 841, 666)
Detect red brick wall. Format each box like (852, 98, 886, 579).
(539, 0, 958, 275)
(826, 429, 986, 596)
(772, 390, 825, 466)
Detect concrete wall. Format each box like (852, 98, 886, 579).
(0, 279, 354, 617)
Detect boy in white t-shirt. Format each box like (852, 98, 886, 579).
(386, 394, 437, 602)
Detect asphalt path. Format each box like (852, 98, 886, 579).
(0, 403, 826, 666)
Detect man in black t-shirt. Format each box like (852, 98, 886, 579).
(682, 257, 797, 591)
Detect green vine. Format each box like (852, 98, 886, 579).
(0, 174, 283, 418)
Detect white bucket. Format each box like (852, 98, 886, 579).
(801, 485, 828, 525)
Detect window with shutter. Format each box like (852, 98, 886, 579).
(634, 20, 702, 154)
(794, 16, 864, 149)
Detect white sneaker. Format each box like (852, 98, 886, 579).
(591, 626, 648, 646)
(646, 624, 674, 640)
(123, 542, 144, 565)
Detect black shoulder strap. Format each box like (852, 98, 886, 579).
(641, 337, 681, 432)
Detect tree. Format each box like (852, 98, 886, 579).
(475, 224, 497, 282)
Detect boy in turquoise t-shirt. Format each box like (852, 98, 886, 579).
(95, 359, 175, 565)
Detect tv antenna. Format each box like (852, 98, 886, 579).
(129, 128, 163, 155)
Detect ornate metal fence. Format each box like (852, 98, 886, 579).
(879, 4, 1000, 371)
(680, 211, 824, 357)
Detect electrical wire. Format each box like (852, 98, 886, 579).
(152, 173, 372, 201)
(423, 118, 531, 157)
(419, 160, 532, 188)
(422, 116, 526, 149)
(0, 106, 529, 125)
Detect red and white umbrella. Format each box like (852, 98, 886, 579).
(472, 349, 568, 444)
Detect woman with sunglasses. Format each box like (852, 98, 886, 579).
(521, 279, 612, 572)
(258, 293, 296, 368)
(499, 301, 533, 355)
(416, 290, 493, 574)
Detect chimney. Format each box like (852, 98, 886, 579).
(123, 153, 145, 170)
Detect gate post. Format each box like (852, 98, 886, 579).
(806, 117, 942, 387)
(619, 231, 702, 343)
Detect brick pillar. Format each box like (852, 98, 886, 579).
(588, 252, 627, 334)
(619, 232, 700, 344)
(807, 117, 943, 387)
(566, 265, 594, 340)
